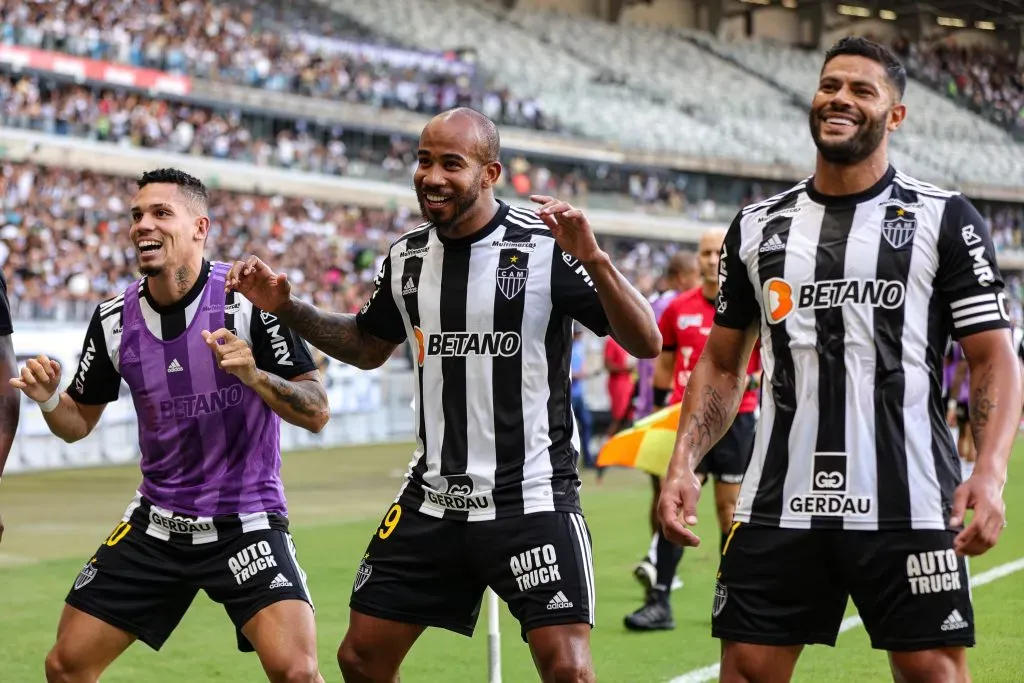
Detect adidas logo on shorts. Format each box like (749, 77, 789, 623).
(940, 609, 969, 631)
(269, 573, 293, 589)
(546, 591, 573, 611)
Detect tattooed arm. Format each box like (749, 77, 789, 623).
(959, 329, 1021, 485)
(247, 370, 329, 434)
(950, 329, 1021, 556)
(658, 322, 759, 547)
(274, 299, 398, 371)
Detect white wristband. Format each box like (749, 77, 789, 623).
(37, 391, 60, 413)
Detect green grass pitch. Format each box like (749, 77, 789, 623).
(0, 441, 1022, 682)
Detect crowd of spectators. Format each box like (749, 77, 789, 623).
(0, 0, 554, 130)
(4, 160, 1023, 329)
(895, 36, 1024, 135)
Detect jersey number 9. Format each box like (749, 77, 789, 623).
(378, 504, 402, 540)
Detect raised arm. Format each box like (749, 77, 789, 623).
(531, 195, 660, 358)
(10, 355, 107, 443)
(226, 255, 403, 371)
(272, 299, 398, 371)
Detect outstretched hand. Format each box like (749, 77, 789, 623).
(529, 195, 604, 264)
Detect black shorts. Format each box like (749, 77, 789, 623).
(695, 412, 756, 484)
(712, 524, 974, 651)
(65, 520, 313, 652)
(350, 505, 595, 642)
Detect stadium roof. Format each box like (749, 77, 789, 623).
(849, 0, 1024, 27)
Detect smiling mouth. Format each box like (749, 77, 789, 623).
(137, 240, 163, 255)
(821, 113, 860, 129)
(424, 193, 453, 209)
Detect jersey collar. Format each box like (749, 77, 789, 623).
(435, 200, 510, 249)
(141, 259, 211, 315)
(805, 164, 896, 208)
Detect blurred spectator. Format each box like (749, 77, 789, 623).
(0, 0, 554, 130)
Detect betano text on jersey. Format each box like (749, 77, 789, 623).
(714, 166, 1011, 531)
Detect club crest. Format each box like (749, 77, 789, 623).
(74, 561, 98, 590)
(353, 558, 372, 593)
(712, 580, 728, 618)
(881, 208, 917, 250)
(496, 264, 528, 300)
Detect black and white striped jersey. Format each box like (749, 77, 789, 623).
(67, 260, 316, 406)
(715, 166, 1011, 531)
(356, 200, 612, 521)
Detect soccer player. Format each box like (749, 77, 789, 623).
(10, 169, 330, 683)
(659, 37, 1021, 682)
(633, 251, 698, 422)
(628, 251, 697, 593)
(944, 342, 976, 480)
(225, 107, 661, 683)
(626, 228, 761, 632)
(0, 262, 20, 544)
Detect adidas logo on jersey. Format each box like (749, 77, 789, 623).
(940, 609, 969, 631)
(269, 573, 293, 589)
(403, 277, 418, 295)
(167, 359, 184, 373)
(759, 234, 785, 253)
(546, 591, 573, 610)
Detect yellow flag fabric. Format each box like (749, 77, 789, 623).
(596, 403, 681, 478)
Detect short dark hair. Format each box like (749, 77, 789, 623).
(137, 168, 209, 215)
(822, 36, 907, 100)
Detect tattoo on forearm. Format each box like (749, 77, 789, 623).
(970, 365, 997, 451)
(683, 377, 742, 458)
(264, 374, 325, 418)
(276, 299, 392, 369)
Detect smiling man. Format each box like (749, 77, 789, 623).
(658, 37, 1022, 682)
(10, 168, 330, 683)
(224, 107, 661, 683)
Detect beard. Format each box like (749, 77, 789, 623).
(139, 264, 163, 277)
(415, 175, 482, 235)
(809, 105, 888, 165)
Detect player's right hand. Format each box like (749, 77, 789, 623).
(225, 255, 292, 313)
(9, 355, 61, 403)
(658, 469, 703, 547)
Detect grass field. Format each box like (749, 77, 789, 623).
(1, 441, 1022, 682)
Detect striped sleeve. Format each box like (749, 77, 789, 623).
(935, 195, 1011, 339)
(714, 214, 759, 330)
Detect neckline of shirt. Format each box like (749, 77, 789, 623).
(433, 200, 511, 248)
(141, 259, 211, 315)
(805, 164, 896, 208)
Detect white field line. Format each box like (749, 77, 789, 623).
(667, 557, 1024, 683)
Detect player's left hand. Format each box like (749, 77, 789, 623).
(203, 328, 259, 386)
(530, 195, 604, 264)
(949, 470, 1006, 556)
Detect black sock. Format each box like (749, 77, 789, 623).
(654, 531, 683, 594)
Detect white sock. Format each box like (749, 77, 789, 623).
(647, 531, 659, 564)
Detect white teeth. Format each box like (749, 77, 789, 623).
(426, 194, 450, 202)
(826, 118, 855, 126)
(138, 240, 162, 249)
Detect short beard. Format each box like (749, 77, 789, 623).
(139, 264, 163, 277)
(809, 106, 888, 165)
(416, 172, 482, 235)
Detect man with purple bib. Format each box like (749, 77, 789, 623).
(11, 169, 330, 683)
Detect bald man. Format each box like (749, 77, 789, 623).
(225, 107, 662, 682)
(625, 228, 761, 632)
